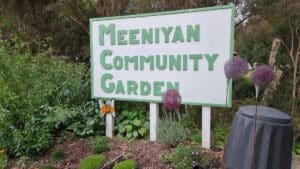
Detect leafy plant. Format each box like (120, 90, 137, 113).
(115, 106, 149, 140)
(11, 120, 53, 157)
(89, 136, 110, 154)
(190, 133, 202, 143)
(113, 159, 137, 169)
(233, 78, 255, 99)
(78, 154, 106, 169)
(294, 142, 300, 155)
(0, 153, 8, 169)
(0, 46, 99, 157)
(42, 101, 105, 137)
(180, 113, 201, 143)
(168, 145, 211, 169)
(158, 117, 186, 147)
(180, 113, 198, 130)
(66, 101, 105, 137)
(51, 150, 65, 163)
(212, 127, 226, 147)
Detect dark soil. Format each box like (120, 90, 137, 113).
(9, 136, 91, 169)
(105, 139, 173, 169)
(8, 137, 222, 169)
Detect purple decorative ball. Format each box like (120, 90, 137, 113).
(162, 89, 181, 110)
(224, 56, 248, 80)
(252, 65, 273, 88)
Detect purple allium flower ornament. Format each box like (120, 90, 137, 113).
(252, 65, 273, 97)
(222, 56, 248, 169)
(224, 56, 248, 80)
(252, 65, 273, 88)
(250, 64, 273, 169)
(162, 89, 181, 110)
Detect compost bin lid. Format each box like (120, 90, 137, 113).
(239, 105, 291, 124)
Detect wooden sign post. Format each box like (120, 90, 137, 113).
(202, 106, 211, 149)
(106, 111, 114, 138)
(150, 103, 159, 141)
(90, 4, 235, 149)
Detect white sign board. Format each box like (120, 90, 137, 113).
(90, 5, 234, 107)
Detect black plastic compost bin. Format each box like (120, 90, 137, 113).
(224, 105, 293, 169)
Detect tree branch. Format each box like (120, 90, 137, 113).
(289, 16, 294, 57)
(262, 39, 282, 105)
(62, 11, 89, 36)
(99, 154, 125, 169)
(296, 26, 299, 39)
(280, 39, 295, 63)
(235, 11, 256, 28)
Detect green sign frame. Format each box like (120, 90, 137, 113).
(90, 4, 235, 107)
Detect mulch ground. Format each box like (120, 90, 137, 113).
(8, 137, 223, 169)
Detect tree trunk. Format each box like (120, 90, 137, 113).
(291, 60, 298, 117)
(261, 39, 282, 106)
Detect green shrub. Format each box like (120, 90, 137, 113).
(0, 126, 13, 156)
(89, 136, 110, 154)
(0, 112, 54, 157)
(212, 126, 225, 147)
(43, 101, 105, 137)
(51, 150, 65, 162)
(232, 77, 255, 99)
(66, 101, 105, 137)
(180, 113, 202, 143)
(11, 121, 53, 157)
(115, 106, 149, 140)
(190, 133, 202, 143)
(0, 47, 99, 157)
(78, 154, 106, 169)
(113, 159, 137, 169)
(168, 145, 211, 169)
(0, 153, 8, 169)
(294, 142, 300, 155)
(158, 117, 186, 147)
(0, 47, 88, 111)
(180, 113, 197, 130)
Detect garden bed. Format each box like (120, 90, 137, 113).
(8, 136, 223, 169)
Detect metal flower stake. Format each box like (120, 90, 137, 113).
(251, 65, 273, 169)
(223, 56, 248, 168)
(162, 89, 182, 120)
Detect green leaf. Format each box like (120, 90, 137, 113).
(144, 121, 150, 129)
(87, 119, 95, 126)
(133, 119, 142, 126)
(123, 119, 130, 124)
(138, 127, 146, 136)
(132, 111, 138, 116)
(125, 125, 132, 133)
(128, 113, 134, 120)
(120, 128, 126, 133)
(126, 132, 132, 139)
(133, 131, 138, 138)
(295, 143, 300, 149)
(122, 110, 129, 116)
